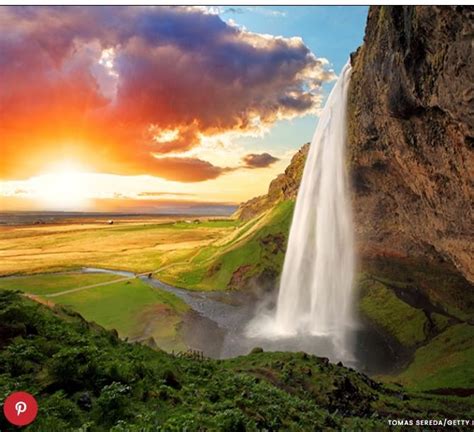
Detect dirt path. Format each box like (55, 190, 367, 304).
(45, 276, 134, 297)
(43, 261, 187, 298)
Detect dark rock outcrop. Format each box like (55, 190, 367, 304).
(348, 6, 474, 283)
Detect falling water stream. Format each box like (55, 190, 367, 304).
(246, 62, 357, 363)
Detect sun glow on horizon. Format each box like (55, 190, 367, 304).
(35, 160, 92, 210)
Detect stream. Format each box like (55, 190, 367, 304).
(83, 268, 401, 375)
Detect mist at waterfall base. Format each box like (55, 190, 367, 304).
(244, 62, 359, 367)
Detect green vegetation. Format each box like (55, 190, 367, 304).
(158, 201, 294, 291)
(1, 290, 472, 431)
(0, 205, 292, 291)
(362, 257, 474, 322)
(357, 259, 474, 393)
(0, 273, 188, 351)
(358, 277, 428, 347)
(431, 312, 450, 333)
(395, 324, 474, 391)
(358, 273, 474, 393)
(51, 279, 188, 350)
(0, 273, 121, 296)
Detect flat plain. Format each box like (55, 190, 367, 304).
(0, 217, 240, 276)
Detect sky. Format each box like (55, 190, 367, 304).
(0, 5, 368, 213)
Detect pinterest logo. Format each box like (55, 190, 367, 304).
(3, 391, 38, 426)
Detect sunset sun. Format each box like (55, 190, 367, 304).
(35, 161, 90, 210)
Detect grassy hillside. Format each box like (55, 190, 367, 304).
(1, 290, 472, 431)
(156, 201, 294, 291)
(394, 324, 474, 392)
(358, 277, 427, 348)
(0, 273, 188, 351)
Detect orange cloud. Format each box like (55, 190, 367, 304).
(133, 157, 235, 182)
(0, 6, 335, 181)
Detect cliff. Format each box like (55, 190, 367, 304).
(348, 6, 474, 283)
(234, 143, 309, 220)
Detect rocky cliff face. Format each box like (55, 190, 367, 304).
(348, 6, 474, 283)
(234, 143, 309, 220)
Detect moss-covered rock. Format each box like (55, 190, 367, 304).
(358, 277, 428, 348)
(394, 324, 474, 392)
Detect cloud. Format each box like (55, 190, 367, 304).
(139, 157, 235, 182)
(0, 6, 335, 181)
(242, 153, 280, 168)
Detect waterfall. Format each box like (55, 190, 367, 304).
(246, 62, 355, 361)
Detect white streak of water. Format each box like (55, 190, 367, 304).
(246, 62, 356, 362)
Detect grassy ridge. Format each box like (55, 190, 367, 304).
(51, 279, 188, 349)
(157, 201, 294, 290)
(1, 290, 472, 431)
(357, 267, 474, 393)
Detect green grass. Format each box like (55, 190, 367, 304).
(357, 258, 474, 392)
(394, 324, 474, 391)
(1, 290, 472, 431)
(158, 201, 294, 291)
(0, 273, 121, 295)
(362, 257, 474, 322)
(357, 272, 474, 393)
(0, 273, 188, 351)
(166, 219, 241, 229)
(52, 279, 187, 341)
(358, 277, 428, 347)
(431, 312, 450, 333)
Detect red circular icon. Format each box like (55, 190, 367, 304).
(3, 391, 38, 426)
